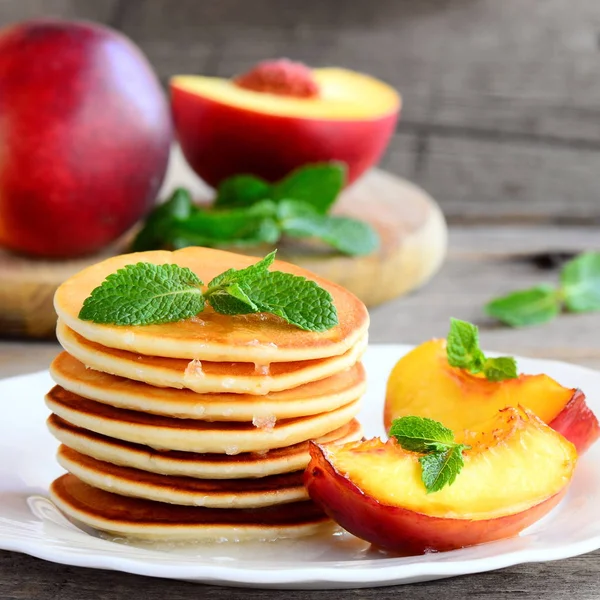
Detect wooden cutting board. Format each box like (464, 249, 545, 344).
(0, 167, 447, 339)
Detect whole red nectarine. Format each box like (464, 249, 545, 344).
(0, 19, 172, 257)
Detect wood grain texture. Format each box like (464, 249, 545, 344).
(0, 0, 119, 26)
(0, 548, 599, 599)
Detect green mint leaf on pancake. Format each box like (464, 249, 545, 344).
(389, 415, 469, 493)
(239, 270, 339, 332)
(561, 252, 600, 313)
(388, 416, 454, 453)
(207, 250, 277, 290)
(278, 199, 379, 256)
(80, 252, 338, 331)
(206, 250, 338, 331)
(419, 445, 468, 494)
(213, 174, 272, 209)
(272, 163, 346, 214)
(485, 285, 560, 327)
(446, 318, 518, 382)
(78, 263, 204, 325)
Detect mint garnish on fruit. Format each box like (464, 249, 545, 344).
(78, 250, 338, 332)
(446, 318, 518, 382)
(131, 163, 379, 257)
(389, 416, 470, 493)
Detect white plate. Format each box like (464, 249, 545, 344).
(1, 344, 600, 589)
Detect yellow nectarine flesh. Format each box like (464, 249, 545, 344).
(384, 339, 600, 454)
(305, 407, 576, 553)
(172, 68, 399, 120)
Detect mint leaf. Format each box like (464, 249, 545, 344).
(388, 416, 455, 453)
(446, 318, 518, 382)
(208, 250, 277, 289)
(239, 270, 338, 332)
(206, 251, 338, 331)
(78, 263, 204, 325)
(483, 356, 518, 382)
(486, 285, 561, 327)
(419, 445, 468, 494)
(176, 201, 278, 241)
(77, 252, 338, 332)
(272, 163, 345, 214)
(213, 175, 272, 209)
(208, 289, 258, 316)
(131, 188, 195, 252)
(561, 252, 600, 313)
(278, 200, 379, 256)
(390, 415, 469, 493)
(446, 318, 486, 373)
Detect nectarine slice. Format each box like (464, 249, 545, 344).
(305, 407, 576, 553)
(384, 339, 600, 454)
(171, 63, 400, 186)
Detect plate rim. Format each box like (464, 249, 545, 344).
(1, 343, 600, 589)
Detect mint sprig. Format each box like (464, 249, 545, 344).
(131, 164, 379, 257)
(78, 250, 338, 331)
(78, 263, 204, 325)
(389, 416, 470, 494)
(447, 318, 518, 381)
(485, 252, 600, 327)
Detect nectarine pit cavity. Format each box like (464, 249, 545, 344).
(233, 59, 320, 98)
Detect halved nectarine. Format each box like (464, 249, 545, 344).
(170, 60, 400, 186)
(305, 407, 577, 553)
(384, 339, 600, 455)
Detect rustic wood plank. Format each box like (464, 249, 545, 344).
(1, 548, 599, 599)
(448, 226, 600, 259)
(386, 134, 600, 223)
(0, 0, 119, 26)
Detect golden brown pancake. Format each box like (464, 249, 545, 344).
(57, 446, 308, 508)
(50, 475, 332, 541)
(46, 386, 361, 454)
(50, 351, 367, 420)
(54, 247, 369, 362)
(56, 321, 367, 395)
(47, 414, 363, 479)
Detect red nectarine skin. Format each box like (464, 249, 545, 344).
(304, 442, 567, 554)
(0, 20, 172, 257)
(171, 85, 398, 187)
(550, 389, 600, 455)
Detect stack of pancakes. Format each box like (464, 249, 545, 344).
(45, 247, 369, 541)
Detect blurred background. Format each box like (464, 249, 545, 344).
(3, 0, 600, 371)
(3, 0, 600, 224)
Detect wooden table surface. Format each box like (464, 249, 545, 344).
(3, 0, 600, 598)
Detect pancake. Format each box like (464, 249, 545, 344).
(50, 351, 367, 420)
(50, 475, 331, 541)
(47, 414, 363, 479)
(46, 387, 361, 454)
(57, 321, 367, 395)
(57, 446, 308, 508)
(54, 247, 369, 362)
